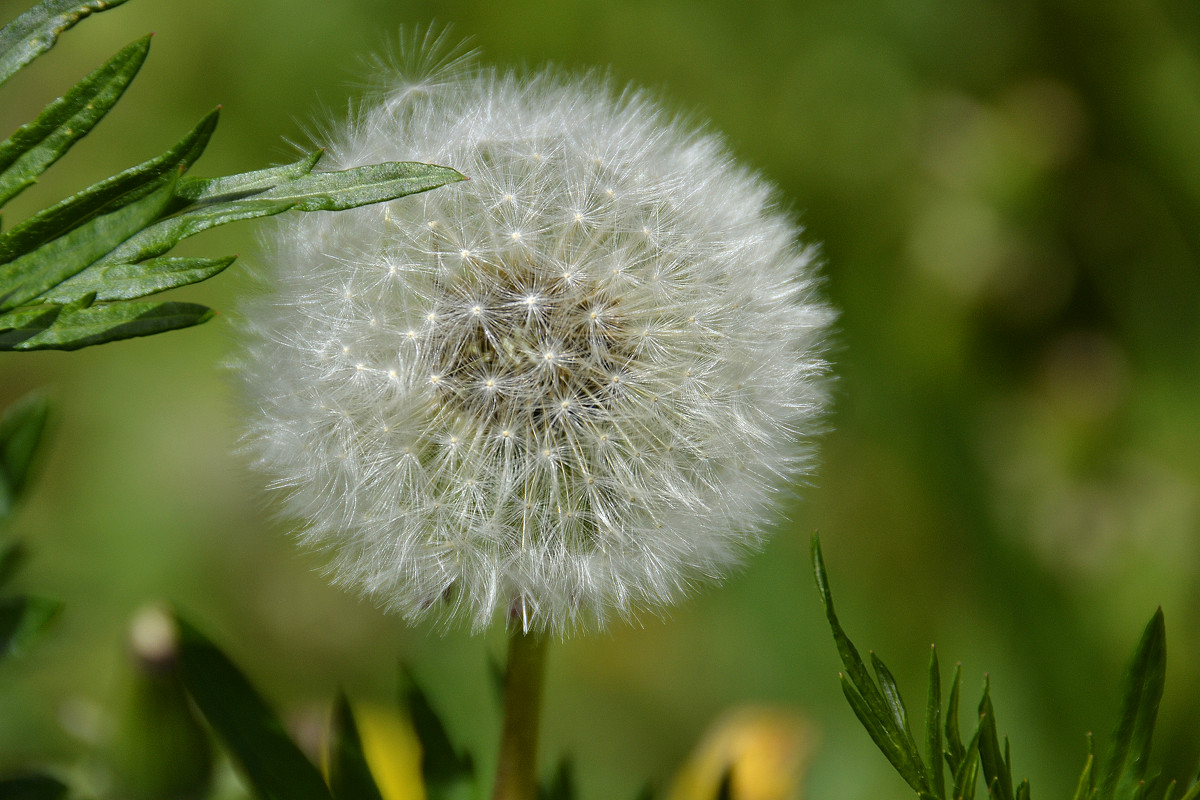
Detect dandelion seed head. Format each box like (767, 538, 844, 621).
(236, 42, 833, 633)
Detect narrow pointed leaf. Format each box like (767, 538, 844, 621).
(38, 255, 235, 303)
(0, 303, 60, 349)
(174, 615, 334, 800)
(0, 594, 61, 659)
(953, 726, 982, 800)
(401, 670, 474, 794)
(0, 36, 149, 207)
(977, 681, 1014, 800)
(175, 149, 324, 204)
(841, 674, 926, 793)
(0, 773, 69, 800)
(927, 646, 946, 800)
(0, 110, 217, 265)
(327, 693, 384, 800)
(945, 664, 966, 772)
(0, 540, 27, 586)
(0, 0, 132, 87)
(1016, 779, 1030, 800)
(99, 161, 464, 267)
(1164, 780, 1178, 800)
(2, 298, 212, 350)
(1179, 781, 1200, 800)
(0, 391, 49, 522)
(871, 649, 929, 790)
(1099, 609, 1166, 800)
(0, 176, 177, 312)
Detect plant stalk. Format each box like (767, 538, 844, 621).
(492, 626, 549, 800)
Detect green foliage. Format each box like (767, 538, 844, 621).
(812, 534, 1195, 800)
(327, 693, 385, 800)
(402, 668, 478, 799)
(0, 0, 464, 351)
(0, 772, 69, 800)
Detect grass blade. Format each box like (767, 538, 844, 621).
(1099, 609, 1166, 800)
(0, 36, 149, 206)
(0, 0, 132, 87)
(174, 614, 333, 800)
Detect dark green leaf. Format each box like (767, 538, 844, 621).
(174, 615, 333, 800)
(0, 772, 69, 800)
(99, 161, 464, 267)
(872, 649, 928, 789)
(539, 758, 576, 800)
(327, 693, 384, 800)
(1164, 780, 1179, 800)
(0, 110, 216, 266)
(1099, 609, 1166, 800)
(1179, 780, 1200, 800)
(0, 391, 49, 522)
(38, 255, 235, 303)
(1016, 779, 1030, 800)
(953, 726, 982, 800)
(175, 149, 324, 204)
(0, 540, 27, 586)
(401, 669, 474, 795)
(0, 36, 149, 207)
(945, 664, 966, 773)
(0, 0, 132, 87)
(927, 646, 946, 800)
(841, 674, 927, 794)
(0, 594, 61, 660)
(977, 680, 1014, 800)
(0, 176, 178, 312)
(632, 783, 656, 800)
(0, 298, 212, 350)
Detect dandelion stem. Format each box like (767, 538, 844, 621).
(492, 626, 548, 800)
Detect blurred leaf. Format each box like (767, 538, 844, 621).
(539, 758, 576, 800)
(0, 0, 131, 87)
(714, 770, 733, 800)
(927, 647, 946, 800)
(0, 297, 213, 350)
(0, 772, 68, 800)
(174, 615, 333, 800)
(401, 669, 475, 799)
(1099, 609, 1166, 800)
(99, 161, 465, 267)
(0, 391, 49, 523)
(38, 255, 235, 303)
(0, 176, 178, 312)
(0, 594, 61, 660)
(0, 110, 216, 267)
(976, 680, 1014, 800)
(0, 35, 149, 207)
(0, 540, 26, 586)
(327, 693, 384, 800)
(1073, 754, 1096, 800)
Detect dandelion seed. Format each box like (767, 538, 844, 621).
(235, 44, 833, 633)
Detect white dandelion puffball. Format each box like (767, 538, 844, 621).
(236, 51, 833, 633)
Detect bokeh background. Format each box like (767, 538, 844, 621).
(2, 0, 1199, 797)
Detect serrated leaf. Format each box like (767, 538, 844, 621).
(0, 36, 149, 207)
(327, 693, 384, 800)
(0, 772, 69, 800)
(174, 615, 333, 800)
(38, 255, 235, 303)
(977, 681, 1014, 800)
(927, 646, 946, 800)
(401, 669, 474, 796)
(99, 161, 465, 267)
(0, 110, 216, 266)
(0, 0, 132, 87)
(0, 391, 49, 522)
(0, 175, 178, 312)
(1099, 609, 1166, 800)
(0, 594, 61, 659)
(1, 298, 212, 350)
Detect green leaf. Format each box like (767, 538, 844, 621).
(0, 772, 69, 800)
(99, 161, 465, 267)
(0, 391, 49, 523)
(953, 726, 982, 800)
(175, 149, 324, 204)
(0, 540, 27, 586)
(38, 255, 235, 303)
(0, 175, 179, 312)
(840, 673, 927, 794)
(0, 36, 149, 207)
(327, 693, 384, 800)
(1099, 609, 1167, 800)
(927, 646, 946, 800)
(1073, 754, 1096, 800)
(0, 594, 62, 660)
(0, 0, 132, 88)
(0, 110, 216, 267)
(401, 670, 474, 797)
(539, 759, 576, 800)
(945, 664, 966, 773)
(1179, 780, 1200, 800)
(977, 680, 1014, 800)
(0, 297, 213, 350)
(174, 615, 333, 800)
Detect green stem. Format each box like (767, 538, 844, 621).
(492, 627, 549, 800)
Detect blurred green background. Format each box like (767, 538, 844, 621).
(1, 0, 1199, 797)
